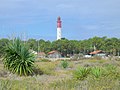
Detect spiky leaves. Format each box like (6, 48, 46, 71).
(2, 38, 35, 76)
(73, 67, 90, 80)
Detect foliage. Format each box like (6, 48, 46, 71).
(105, 64, 117, 71)
(0, 79, 12, 90)
(0, 38, 9, 57)
(61, 60, 68, 68)
(88, 76, 120, 90)
(91, 67, 102, 78)
(27, 39, 37, 51)
(2, 38, 35, 76)
(36, 62, 57, 75)
(73, 67, 90, 80)
(0, 60, 120, 90)
(103, 64, 120, 78)
(0, 36, 120, 57)
(25, 36, 120, 56)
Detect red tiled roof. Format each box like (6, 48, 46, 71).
(89, 50, 103, 54)
(48, 50, 59, 54)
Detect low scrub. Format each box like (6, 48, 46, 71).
(61, 60, 68, 69)
(91, 67, 102, 78)
(103, 64, 120, 78)
(73, 67, 90, 80)
(36, 62, 57, 75)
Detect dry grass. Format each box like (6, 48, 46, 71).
(0, 58, 120, 90)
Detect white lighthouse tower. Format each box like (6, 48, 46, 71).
(57, 16, 62, 40)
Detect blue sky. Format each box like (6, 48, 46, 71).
(0, 0, 120, 41)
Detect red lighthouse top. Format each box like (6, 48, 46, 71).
(57, 16, 61, 28)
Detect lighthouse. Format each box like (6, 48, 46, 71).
(57, 16, 62, 40)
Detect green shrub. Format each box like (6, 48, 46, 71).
(104, 64, 120, 78)
(73, 67, 90, 80)
(91, 67, 102, 78)
(2, 38, 35, 76)
(61, 60, 68, 69)
(105, 64, 117, 72)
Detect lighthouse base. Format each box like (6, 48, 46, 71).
(57, 28, 61, 40)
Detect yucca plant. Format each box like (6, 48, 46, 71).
(91, 67, 102, 78)
(73, 67, 90, 80)
(104, 64, 119, 78)
(2, 38, 35, 76)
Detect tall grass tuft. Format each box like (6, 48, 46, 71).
(2, 38, 35, 76)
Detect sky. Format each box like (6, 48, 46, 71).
(0, 0, 120, 41)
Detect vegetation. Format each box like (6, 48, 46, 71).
(36, 62, 57, 75)
(0, 36, 120, 57)
(91, 67, 102, 78)
(2, 38, 35, 76)
(0, 36, 120, 89)
(0, 58, 120, 90)
(0, 38, 9, 57)
(61, 60, 68, 68)
(73, 67, 90, 80)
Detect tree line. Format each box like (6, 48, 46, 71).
(0, 36, 120, 57)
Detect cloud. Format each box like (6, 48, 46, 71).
(0, 0, 120, 40)
(0, 0, 120, 18)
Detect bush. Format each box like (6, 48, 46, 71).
(2, 38, 35, 76)
(61, 60, 68, 69)
(105, 64, 117, 72)
(91, 67, 102, 78)
(103, 64, 120, 78)
(73, 67, 90, 80)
